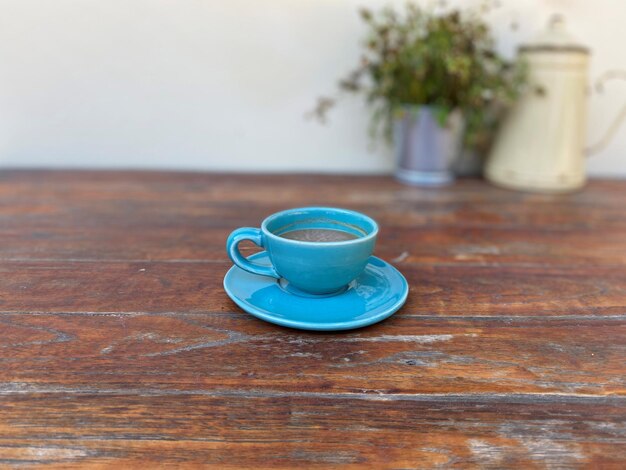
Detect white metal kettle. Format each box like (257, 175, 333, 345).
(485, 15, 626, 192)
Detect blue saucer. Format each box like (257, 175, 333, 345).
(223, 252, 408, 331)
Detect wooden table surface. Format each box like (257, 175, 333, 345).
(1, 170, 625, 468)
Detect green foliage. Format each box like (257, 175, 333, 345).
(313, 1, 526, 149)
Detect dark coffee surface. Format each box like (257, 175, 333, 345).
(279, 228, 359, 243)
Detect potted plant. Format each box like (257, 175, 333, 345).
(313, 2, 526, 185)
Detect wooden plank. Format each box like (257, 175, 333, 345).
(3, 183, 625, 232)
(1, 173, 624, 220)
(0, 261, 624, 316)
(1, 170, 625, 206)
(2, 172, 625, 265)
(1, 224, 625, 267)
(0, 393, 624, 468)
(1, 313, 624, 396)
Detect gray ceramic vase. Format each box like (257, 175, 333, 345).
(394, 105, 465, 186)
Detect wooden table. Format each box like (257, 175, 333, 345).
(1, 170, 625, 468)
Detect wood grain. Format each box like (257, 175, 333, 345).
(1, 313, 625, 395)
(1, 171, 625, 266)
(1, 170, 625, 468)
(1, 261, 624, 316)
(1, 394, 624, 468)
(2, 224, 626, 267)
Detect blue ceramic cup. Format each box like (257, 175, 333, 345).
(226, 207, 378, 295)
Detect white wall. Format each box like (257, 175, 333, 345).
(0, 0, 624, 176)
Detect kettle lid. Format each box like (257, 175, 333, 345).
(519, 15, 589, 55)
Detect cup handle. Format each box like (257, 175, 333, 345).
(226, 227, 279, 279)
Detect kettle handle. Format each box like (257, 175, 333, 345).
(586, 70, 626, 156)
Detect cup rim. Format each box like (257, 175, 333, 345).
(261, 206, 379, 246)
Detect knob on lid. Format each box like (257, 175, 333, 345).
(519, 15, 589, 55)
